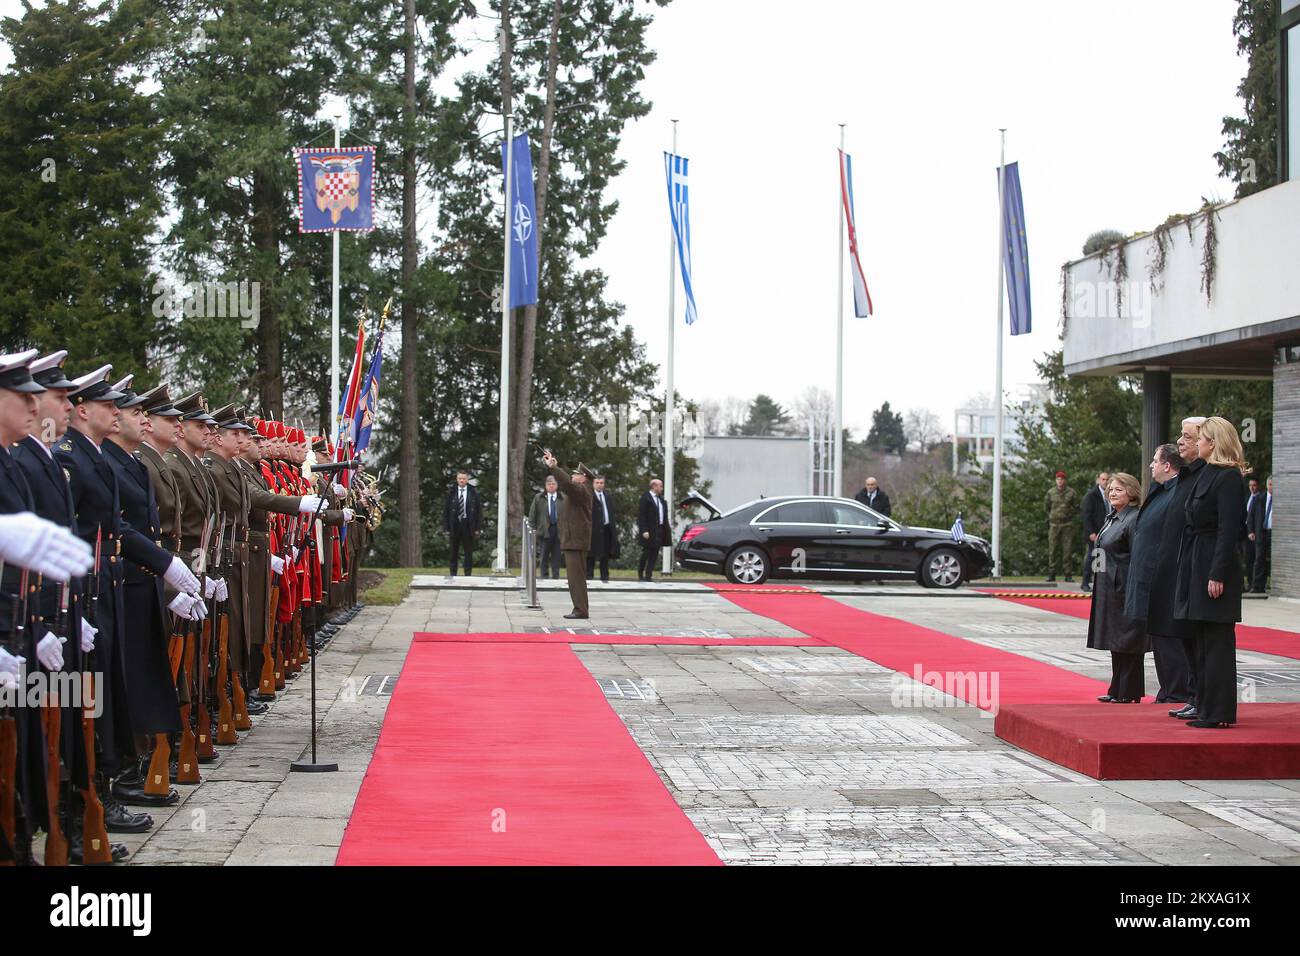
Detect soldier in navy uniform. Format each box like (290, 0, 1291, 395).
(56, 367, 200, 834)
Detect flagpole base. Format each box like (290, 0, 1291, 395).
(290, 760, 339, 773)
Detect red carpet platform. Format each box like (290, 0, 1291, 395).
(412, 631, 824, 647)
(336, 641, 721, 866)
(986, 592, 1300, 662)
(996, 702, 1300, 780)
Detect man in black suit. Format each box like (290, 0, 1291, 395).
(1242, 477, 1261, 589)
(1248, 476, 1272, 593)
(587, 475, 619, 583)
(527, 476, 563, 579)
(854, 477, 891, 517)
(442, 469, 483, 576)
(636, 478, 671, 581)
(1080, 471, 1110, 592)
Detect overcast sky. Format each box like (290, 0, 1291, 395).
(2, 1, 1249, 439)
(595, 0, 1246, 438)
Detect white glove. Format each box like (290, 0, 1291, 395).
(214, 578, 228, 602)
(332, 483, 347, 497)
(0, 513, 93, 582)
(164, 556, 200, 594)
(291, 546, 300, 562)
(190, 598, 208, 622)
(0, 670, 15, 691)
(80, 617, 98, 653)
(270, 555, 286, 575)
(37, 632, 66, 671)
(342, 508, 354, 523)
(168, 592, 196, 619)
(204, 576, 218, 600)
(298, 495, 324, 514)
(0, 647, 25, 677)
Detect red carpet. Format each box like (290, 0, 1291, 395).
(996, 703, 1300, 780)
(985, 592, 1300, 662)
(413, 631, 823, 647)
(336, 641, 721, 866)
(704, 583, 1108, 709)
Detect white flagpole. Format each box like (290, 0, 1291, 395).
(834, 124, 845, 498)
(663, 119, 678, 575)
(993, 128, 1007, 579)
(496, 115, 513, 573)
(330, 113, 342, 446)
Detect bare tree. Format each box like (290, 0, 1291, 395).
(903, 407, 942, 453)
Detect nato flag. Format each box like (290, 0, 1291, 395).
(999, 162, 1032, 335)
(501, 132, 539, 309)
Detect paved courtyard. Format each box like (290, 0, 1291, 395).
(119, 581, 1300, 865)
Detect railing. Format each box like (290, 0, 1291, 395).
(520, 519, 541, 609)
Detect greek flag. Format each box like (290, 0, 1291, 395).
(664, 152, 698, 325)
(951, 513, 965, 542)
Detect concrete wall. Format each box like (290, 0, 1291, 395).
(1273, 363, 1299, 600)
(1063, 178, 1300, 372)
(696, 436, 810, 512)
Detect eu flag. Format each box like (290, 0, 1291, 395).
(999, 162, 1032, 335)
(501, 132, 539, 309)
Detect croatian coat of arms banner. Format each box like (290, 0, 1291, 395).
(294, 146, 376, 233)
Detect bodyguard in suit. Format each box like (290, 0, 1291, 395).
(1147, 418, 1207, 720)
(527, 476, 563, 579)
(1172, 416, 1249, 728)
(1124, 444, 1191, 703)
(636, 478, 671, 581)
(1242, 477, 1261, 589)
(854, 477, 891, 518)
(442, 470, 483, 576)
(1080, 472, 1110, 592)
(1247, 476, 1272, 593)
(541, 451, 593, 618)
(587, 475, 620, 582)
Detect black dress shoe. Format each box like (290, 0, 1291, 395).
(112, 778, 180, 807)
(103, 798, 154, 833)
(1096, 695, 1115, 702)
(70, 831, 130, 864)
(1169, 704, 1195, 717)
(245, 699, 269, 715)
(563, 611, 588, 620)
(1174, 708, 1200, 720)
(1046, 576, 1057, 582)
(253, 692, 277, 703)
(1187, 719, 1232, 729)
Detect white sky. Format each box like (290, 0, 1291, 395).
(595, 0, 1246, 437)
(2, 0, 1249, 440)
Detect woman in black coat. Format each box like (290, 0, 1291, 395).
(1173, 416, 1249, 728)
(1087, 473, 1149, 702)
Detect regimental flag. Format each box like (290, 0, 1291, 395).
(999, 161, 1032, 335)
(951, 513, 966, 543)
(294, 146, 376, 233)
(838, 150, 873, 318)
(664, 152, 698, 325)
(335, 319, 366, 456)
(351, 326, 384, 462)
(501, 132, 539, 309)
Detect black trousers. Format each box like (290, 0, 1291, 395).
(586, 554, 609, 581)
(1251, 530, 1270, 592)
(449, 526, 475, 575)
(1189, 621, 1237, 724)
(1150, 633, 1192, 703)
(1179, 636, 1201, 709)
(1081, 537, 1097, 589)
(539, 532, 561, 579)
(1107, 651, 1145, 701)
(638, 542, 658, 580)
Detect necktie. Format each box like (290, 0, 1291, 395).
(549, 494, 556, 525)
(459, 488, 466, 519)
(1266, 495, 1272, 531)
(599, 492, 608, 524)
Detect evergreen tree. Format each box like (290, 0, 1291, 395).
(865, 401, 906, 454)
(740, 394, 792, 436)
(0, 0, 164, 377)
(1215, 0, 1278, 197)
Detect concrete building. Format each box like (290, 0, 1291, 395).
(1062, 3, 1299, 598)
(951, 384, 1047, 474)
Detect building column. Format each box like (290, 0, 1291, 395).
(1140, 368, 1171, 498)
(1272, 359, 1299, 600)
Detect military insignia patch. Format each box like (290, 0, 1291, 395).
(58, 440, 72, 452)
(62, 468, 71, 481)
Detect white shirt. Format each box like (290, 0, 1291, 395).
(597, 491, 609, 525)
(1265, 492, 1272, 531)
(654, 494, 664, 525)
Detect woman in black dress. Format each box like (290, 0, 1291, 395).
(1087, 473, 1148, 702)
(1174, 416, 1249, 729)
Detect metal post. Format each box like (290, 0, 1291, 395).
(834, 124, 846, 498)
(330, 114, 342, 446)
(663, 119, 678, 574)
(992, 129, 1007, 579)
(496, 115, 513, 573)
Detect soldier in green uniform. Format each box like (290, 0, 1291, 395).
(1045, 470, 1080, 583)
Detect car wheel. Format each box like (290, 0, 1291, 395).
(724, 545, 770, 585)
(919, 547, 964, 589)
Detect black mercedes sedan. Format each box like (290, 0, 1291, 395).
(673, 491, 992, 589)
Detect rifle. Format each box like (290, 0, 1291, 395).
(0, 563, 27, 865)
(258, 510, 281, 698)
(213, 517, 237, 746)
(80, 528, 112, 864)
(42, 577, 71, 865)
(176, 515, 213, 783)
(194, 517, 218, 761)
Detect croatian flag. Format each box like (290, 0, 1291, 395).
(664, 152, 698, 325)
(838, 150, 873, 318)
